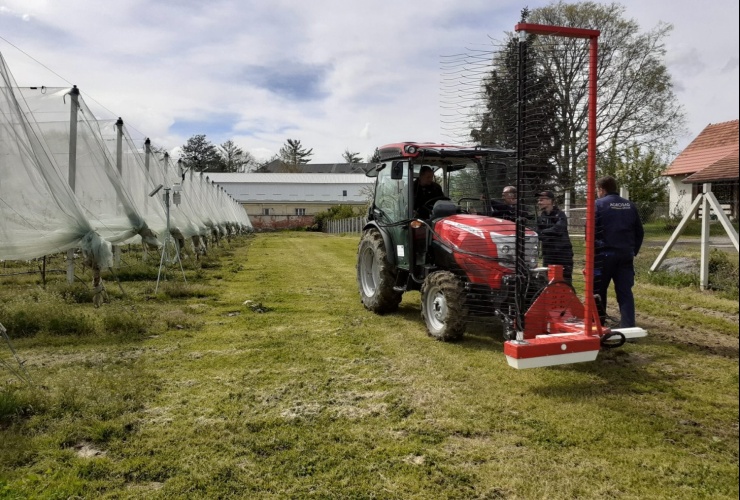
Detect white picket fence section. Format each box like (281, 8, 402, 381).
(323, 216, 368, 234)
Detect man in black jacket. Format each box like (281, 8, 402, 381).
(488, 186, 532, 222)
(413, 166, 445, 218)
(489, 185, 517, 221)
(594, 176, 644, 328)
(536, 190, 573, 284)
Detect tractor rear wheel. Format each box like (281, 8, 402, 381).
(357, 230, 402, 314)
(421, 271, 467, 341)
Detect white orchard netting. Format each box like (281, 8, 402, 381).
(19, 86, 160, 248)
(164, 157, 210, 248)
(99, 120, 169, 246)
(1, 51, 251, 268)
(0, 53, 112, 266)
(197, 174, 225, 239)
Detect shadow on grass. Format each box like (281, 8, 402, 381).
(393, 302, 506, 352)
(525, 346, 685, 402)
(392, 303, 423, 323)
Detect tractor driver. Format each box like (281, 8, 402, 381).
(413, 165, 445, 219)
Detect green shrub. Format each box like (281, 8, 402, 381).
(0, 308, 44, 338)
(0, 386, 38, 424)
(643, 270, 699, 289)
(113, 262, 159, 282)
(313, 205, 362, 231)
(708, 250, 739, 300)
(199, 258, 221, 269)
(47, 308, 96, 336)
(157, 283, 214, 299)
(0, 387, 23, 422)
(58, 283, 95, 304)
(102, 308, 151, 337)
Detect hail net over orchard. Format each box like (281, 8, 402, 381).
(0, 52, 252, 271)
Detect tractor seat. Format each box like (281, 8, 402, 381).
(432, 200, 458, 219)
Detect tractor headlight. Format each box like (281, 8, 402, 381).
(489, 234, 539, 270)
(490, 234, 516, 269)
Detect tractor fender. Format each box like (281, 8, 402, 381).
(362, 221, 394, 265)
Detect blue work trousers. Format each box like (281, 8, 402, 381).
(594, 252, 636, 328)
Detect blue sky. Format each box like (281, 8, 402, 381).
(1, 0, 738, 163)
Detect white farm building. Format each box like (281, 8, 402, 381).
(207, 173, 374, 230)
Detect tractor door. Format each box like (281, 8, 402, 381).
(373, 161, 411, 269)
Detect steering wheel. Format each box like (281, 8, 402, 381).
(454, 197, 484, 215)
(422, 195, 451, 209)
(456, 197, 483, 205)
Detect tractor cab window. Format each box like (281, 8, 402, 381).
(374, 161, 409, 223)
(412, 165, 443, 185)
(448, 161, 486, 214)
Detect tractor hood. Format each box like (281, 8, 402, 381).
(436, 214, 536, 238)
(433, 214, 539, 280)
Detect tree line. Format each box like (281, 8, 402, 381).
(179, 135, 369, 173)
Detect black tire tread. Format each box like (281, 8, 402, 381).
(357, 230, 402, 314)
(420, 271, 467, 341)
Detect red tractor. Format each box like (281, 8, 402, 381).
(357, 142, 646, 368)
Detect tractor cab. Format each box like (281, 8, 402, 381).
(362, 142, 519, 282)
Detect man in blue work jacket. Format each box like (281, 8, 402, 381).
(594, 176, 644, 328)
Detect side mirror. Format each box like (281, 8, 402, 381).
(390, 160, 404, 180)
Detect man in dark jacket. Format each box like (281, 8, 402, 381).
(489, 185, 517, 221)
(488, 186, 531, 222)
(413, 165, 445, 218)
(594, 176, 644, 328)
(536, 190, 574, 283)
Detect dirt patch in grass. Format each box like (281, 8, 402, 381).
(73, 441, 106, 458)
(635, 310, 739, 359)
(678, 305, 739, 326)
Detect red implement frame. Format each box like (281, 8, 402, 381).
(503, 23, 605, 369)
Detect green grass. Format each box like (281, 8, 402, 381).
(643, 219, 740, 239)
(635, 246, 739, 301)
(1, 233, 738, 498)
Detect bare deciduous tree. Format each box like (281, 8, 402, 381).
(528, 1, 685, 196)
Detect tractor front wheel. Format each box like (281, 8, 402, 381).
(357, 230, 402, 314)
(421, 271, 467, 341)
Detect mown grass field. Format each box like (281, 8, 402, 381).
(1, 232, 738, 499)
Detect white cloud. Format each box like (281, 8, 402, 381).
(359, 123, 371, 140)
(249, 147, 275, 163)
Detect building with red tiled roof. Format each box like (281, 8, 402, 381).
(663, 120, 738, 219)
